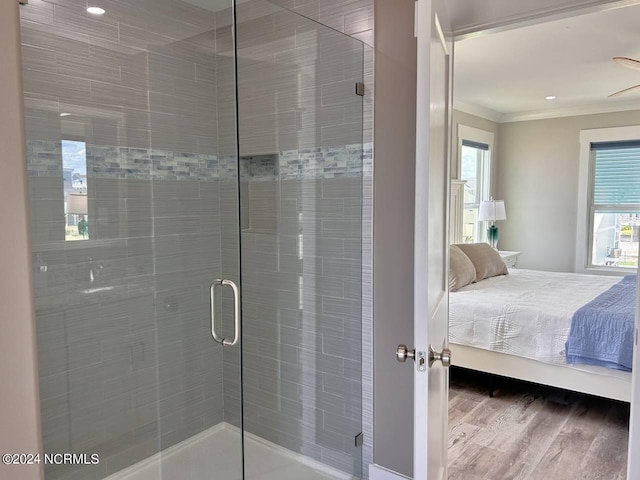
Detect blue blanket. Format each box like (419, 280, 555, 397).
(565, 275, 637, 372)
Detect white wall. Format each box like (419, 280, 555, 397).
(373, 0, 417, 477)
(0, 2, 43, 479)
(496, 109, 640, 272)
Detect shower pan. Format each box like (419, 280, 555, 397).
(20, 0, 365, 478)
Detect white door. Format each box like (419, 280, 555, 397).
(413, 0, 452, 478)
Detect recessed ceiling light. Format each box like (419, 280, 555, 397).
(60, 113, 71, 117)
(545, 95, 557, 100)
(87, 6, 106, 15)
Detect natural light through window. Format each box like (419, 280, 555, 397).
(589, 141, 640, 269)
(62, 140, 89, 241)
(460, 139, 491, 243)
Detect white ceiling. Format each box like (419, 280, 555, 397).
(454, 3, 640, 121)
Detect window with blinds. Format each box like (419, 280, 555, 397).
(460, 139, 491, 243)
(592, 141, 640, 205)
(588, 141, 640, 269)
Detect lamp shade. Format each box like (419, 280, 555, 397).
(67, 193, 88, 215)
(478, 200, 506, 222)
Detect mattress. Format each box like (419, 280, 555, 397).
(449, 269, 622, 369)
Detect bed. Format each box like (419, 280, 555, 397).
(449, 259, 636, 402)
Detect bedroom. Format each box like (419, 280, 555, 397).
(448, 4, 640, 478)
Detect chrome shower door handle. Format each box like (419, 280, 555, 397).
(210, 280, 225, 345)
(210, 279, 241, 347)
(223, 279, 240, 347)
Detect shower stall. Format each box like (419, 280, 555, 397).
(20, 0, 367, 478)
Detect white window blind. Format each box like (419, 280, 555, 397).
(592, 141, 640, 205)
(461, 139, 489, 151)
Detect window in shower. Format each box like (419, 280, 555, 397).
(62, 139, 89, 241)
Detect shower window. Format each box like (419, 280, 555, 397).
(62, 140, 89, 241)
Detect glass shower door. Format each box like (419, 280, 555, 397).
(20, 0, 244, 478)
(235, 2, 366, 478)
(21, 0, 366, 477)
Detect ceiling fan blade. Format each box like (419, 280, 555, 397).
(609, 84, 640, 98)
(613, 56, 640, 71)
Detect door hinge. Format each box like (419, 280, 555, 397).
(354, 432, 364, 447)
(355, 82, 365, 97)
(19, 0, 28, 5)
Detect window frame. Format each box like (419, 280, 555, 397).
(457, 124, 494, 244)
(577, 125, 640, 274)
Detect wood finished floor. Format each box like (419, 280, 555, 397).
(448, 368, 630, 480)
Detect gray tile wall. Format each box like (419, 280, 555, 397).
(21, 0, 374, 478)
(28, 174, 229, 480)
(22, 0, 226, 478)
(228, 2, 373, 476)
(239, 177, 365, 476)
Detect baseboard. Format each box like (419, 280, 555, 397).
(369, 464, 411, 480)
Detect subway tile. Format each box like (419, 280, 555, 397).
(344, 5, 373, 35)
(149, 91, 201, 117)
(91, 81, 149, 110)
(118, 22, 177, 51)
(323, 372, 361, 397)
(322, 331, 361, 362)
(55, 49, 122, 84)
(148, 52, 196, 81)
(322, 177, 362, 198)
(21, 0, 55, 24)
(52, 3, 120, 44)
(23, 70, 92, 103)
(20, 21, 90, 56)
(323, 257, 361, 279)
(22, 45, 58, 75)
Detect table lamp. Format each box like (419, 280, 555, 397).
(478, 199, 506, 249)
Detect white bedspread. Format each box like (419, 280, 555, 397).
(449, 269, 621, 366)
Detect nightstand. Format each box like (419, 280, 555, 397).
(499, 251, 521, 268)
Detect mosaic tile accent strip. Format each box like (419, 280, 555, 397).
(26, 141, 372, 181)
(26, 141, 63, 177)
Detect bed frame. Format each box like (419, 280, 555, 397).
(452, 343, 632, 402)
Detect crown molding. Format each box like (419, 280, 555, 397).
(452, 0, 640, 40)
(455, 99, 640, 124)
(499, 100, 640, 123)
(453, 100, 503, 123)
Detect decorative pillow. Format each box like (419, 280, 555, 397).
(449, 245, 477, 291)
(455, 243, 509, 282)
